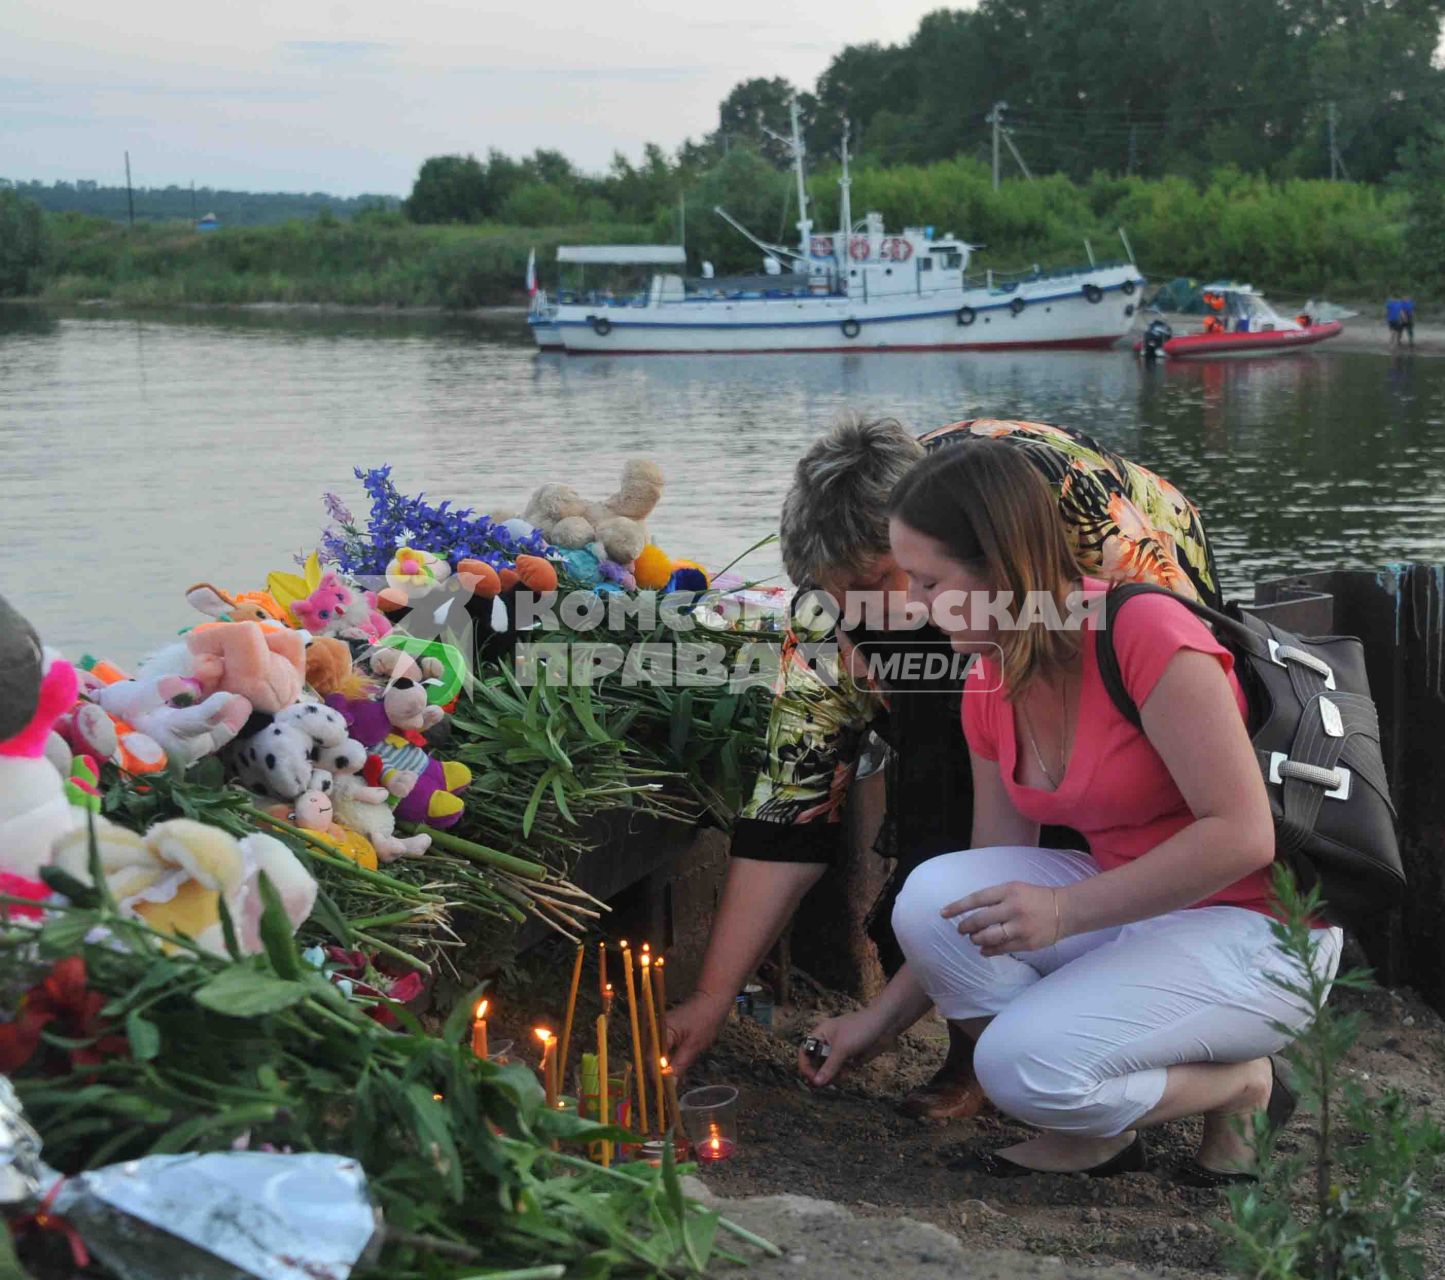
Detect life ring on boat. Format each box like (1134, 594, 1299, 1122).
(1121, 279, 1137, 296)
(880, 237, 913, 262)
(591, 316, 612, 337)
(1009, 297, 1026, 317)
(1083, 283, 1104, 304)
(956, 306, 976, 326)
(849, 236, 871, 261)
(841, 318, 861, 339)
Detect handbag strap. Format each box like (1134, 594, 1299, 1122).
(1094, 583, 1257, 728)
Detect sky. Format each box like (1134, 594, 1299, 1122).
(3, 1, 948, 197)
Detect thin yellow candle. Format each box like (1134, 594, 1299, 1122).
(534, 1027, 557, 1109)
(598, 941, 608, 1003)
(558, 943, 585, 1087)
(654, 956, 667, 1025)
(602, 982, 615, 1019)
(471, 998, 489, 1060)
(620, 942, 649, 1137)
(640, 953, 666, 1134)
(660, 1056, 683, 1136)
(597, 1013, 611, 1168)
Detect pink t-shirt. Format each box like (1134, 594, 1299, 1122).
(962, 577, 1275, 916)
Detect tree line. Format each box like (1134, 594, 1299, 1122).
(2, 179, 399, 227)
(405, 0, 1445, 233)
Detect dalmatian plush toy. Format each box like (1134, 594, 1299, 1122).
(228, 701, 365, 802)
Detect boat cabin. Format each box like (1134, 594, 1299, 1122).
(1198, 282, 1301, 333)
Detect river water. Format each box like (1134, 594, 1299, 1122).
(4, 304, 1445, 663)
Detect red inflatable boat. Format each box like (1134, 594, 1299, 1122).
(1135, 283, 1344, 360)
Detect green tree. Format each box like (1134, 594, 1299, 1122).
(712, 77, 811, 166)
(0, 189, 49, 296)
(1401, 124, 1445, 293)
(404, 154, 490, 224)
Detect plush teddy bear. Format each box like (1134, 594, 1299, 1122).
(0, 597, 81, 879)
(93, 670, 252, 769)
(520, 458, 664, 567)
(51, 817, 316, 957)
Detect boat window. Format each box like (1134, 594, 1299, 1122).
(919, 258, 933, 272)
(937, 252, 963, 269)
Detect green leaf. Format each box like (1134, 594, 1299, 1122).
(193, 967, 309, 1017)
(523, 766, 559, 838)
(216, 892, 243, 962)
(39, 865, 101, 910)
(125, 1011, 161, 1061)
(308, 885, 354, 948)
(256, 871, 302, 980)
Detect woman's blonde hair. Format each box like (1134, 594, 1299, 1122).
(779, 414, 925, 586)
(889, 439, 1085, 696)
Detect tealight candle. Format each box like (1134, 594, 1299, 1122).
(679, 1084, 739, 1163)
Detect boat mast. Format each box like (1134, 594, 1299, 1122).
(789, 99, 811, 258)
(837, 118, 852, 283)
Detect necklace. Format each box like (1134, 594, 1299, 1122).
(1019, 677, 1074, 791)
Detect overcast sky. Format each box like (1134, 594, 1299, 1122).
(3, 1, 949, 196)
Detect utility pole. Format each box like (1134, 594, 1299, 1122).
(190, 179, 197, 222)
(1327, 101, 1348, 181)
(988, 101, 1005, 191)
(124, 151, 135, 228)
(1127, 124, 1138, 177)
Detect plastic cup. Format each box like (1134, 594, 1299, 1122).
(487, 1038, 514, 1066)
(679, 1085, 739, 1162)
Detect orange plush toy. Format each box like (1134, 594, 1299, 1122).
(184, 621, 306, 713)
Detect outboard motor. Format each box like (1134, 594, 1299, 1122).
(1141, 318, 1173, 361)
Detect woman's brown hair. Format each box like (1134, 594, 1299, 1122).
(889, 439, 1085, 696)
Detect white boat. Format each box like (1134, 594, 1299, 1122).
(528, 106, 1144, 355)
(528, 245, 687, 350)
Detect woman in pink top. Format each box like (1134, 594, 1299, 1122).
(799, 440, 1343, 1183)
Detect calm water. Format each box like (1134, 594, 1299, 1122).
(4, 304, 1445, 663)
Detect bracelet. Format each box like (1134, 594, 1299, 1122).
(1050, 889, 1063, 946)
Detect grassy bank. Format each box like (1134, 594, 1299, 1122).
(40, 213, 652, 308)
(30, 162, 1413, 309)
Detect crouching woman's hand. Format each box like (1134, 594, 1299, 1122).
(798, 1006, 888, 1088)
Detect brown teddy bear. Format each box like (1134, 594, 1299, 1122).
(519, 458, 664, 566)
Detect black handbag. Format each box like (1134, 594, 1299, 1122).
(1094, 584, 1405, 929)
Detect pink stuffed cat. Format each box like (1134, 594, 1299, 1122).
(294, 573, 391, 644)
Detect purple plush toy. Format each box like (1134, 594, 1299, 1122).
(324, 677, 471, 831)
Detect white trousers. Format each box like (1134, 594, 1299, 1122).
(892, 846, 1344, 1137)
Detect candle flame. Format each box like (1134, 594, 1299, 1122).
(619, 939, 629, 949)
(641, 942, 651, 953)
(475, 998, 489, 1020)
(655, 957, 664, 968)
(534, 1027, 554, 1046)
(605, 982, 613, 993)
(640, 953, 651, 967)
(709, 1137, 721, 1153)
(659, 1056, 669, 1071)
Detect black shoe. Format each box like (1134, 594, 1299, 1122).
(950, 1134, 1147, 1179)
(1176, 1058, 1297, 1188)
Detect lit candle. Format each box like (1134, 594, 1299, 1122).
(471, 999, 489, 1060)
(598, 941, 608, 1003)
(640, 953, 666, 1134)
(603, 982, 615, 1019)
(620, 943, 649, 1136)
(534, 1027, 557, 1109)
(660, 1057, 683, 1137)
(654, 956, 667, 1025)
(558, 943, 584, 1090)
(597, 1013, 611, 1168)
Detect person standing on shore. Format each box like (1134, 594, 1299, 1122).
(1386, 293, 1415, 347)
(664, 416, 1221, 1121)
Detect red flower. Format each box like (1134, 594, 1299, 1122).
(0, 872, 48, 923)
(0, 957, 129, 1074)
(322, 947, 427, 1026)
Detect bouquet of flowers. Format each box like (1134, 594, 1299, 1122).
(318, 466, 551, 578)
